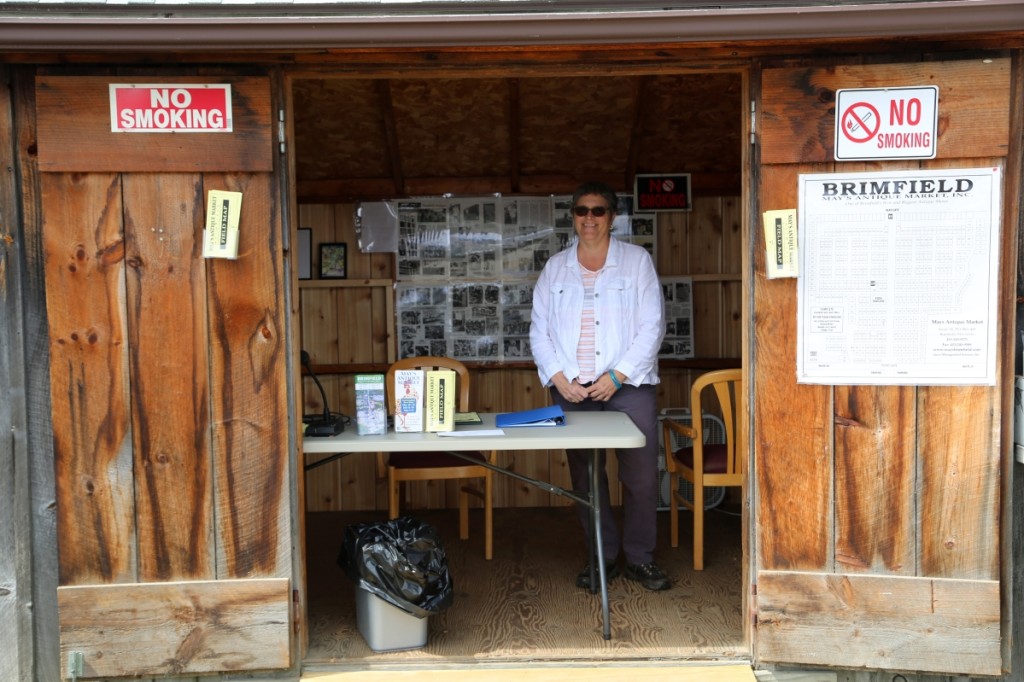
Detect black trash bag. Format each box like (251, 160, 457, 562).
(338, 516, 454, 618)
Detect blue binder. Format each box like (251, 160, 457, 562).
(495, 404, 566, 427)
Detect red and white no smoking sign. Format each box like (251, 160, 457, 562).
(834, 86, 938, 160)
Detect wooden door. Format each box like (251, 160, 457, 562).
(752, 56, 1017, 676)
(36, 73, 296, 679)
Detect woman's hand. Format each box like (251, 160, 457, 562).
(584, 372, 621, 402)
(552, 372, 591, 404)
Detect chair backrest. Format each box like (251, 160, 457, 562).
(385, 356, 471, 414)
(691, 368, 743, 475)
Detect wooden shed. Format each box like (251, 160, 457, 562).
(2, 2, 1023, 681)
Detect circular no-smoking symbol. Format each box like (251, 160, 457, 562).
(841, 102, 881, 143)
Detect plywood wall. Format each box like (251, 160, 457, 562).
(300, 195, 742, 512)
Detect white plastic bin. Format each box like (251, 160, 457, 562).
(354, 587, 428, 652)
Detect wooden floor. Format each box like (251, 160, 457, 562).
(303, 505, 745, 672)
(302, 663, 757, 681)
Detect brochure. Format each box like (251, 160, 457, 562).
(354, 373, 387, 435)
(394, 369, 424, 432)
(425, 369, 456, 432)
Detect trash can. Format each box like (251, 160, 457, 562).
(338, 516, 454, 651)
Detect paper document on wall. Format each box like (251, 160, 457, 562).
(763, 209, 798, 279)
(203, 190, 242, 259)
(796, 167, 1001, 385)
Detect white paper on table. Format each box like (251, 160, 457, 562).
(437, 429, 505, 437)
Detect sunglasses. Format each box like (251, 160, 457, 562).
(572, 205, 610, 217)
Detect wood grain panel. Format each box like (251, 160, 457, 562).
(687, 197, 724, 275)
(721, 196, 742, 276)
(306, 507, 744, 664)
(293, 79, 391, 182)
(58, 578, 290, 677)
(722, 281, 743, 358)
(42, 173, 136, 586)
(476, 368, 565, 508)
(753, 163, 832, 570)
(518, 76, 635, 180)
(36, 76, 273, 172)
(753, 59, 1011, 674)
(336, 288, 370, 363)
(913, 156, 1002, 581)
(657, 368, 697, 411)
(390, 78, 510, 179)
(834, 385, 916, 574)
(692, 281, 723, 358)
(918, 385, 1000, 579)
(761, 59, 1010, 165)
(656, 210, 688, 275)
(123, 173, 216, 581)
(204, 173, 290, 578)
(756, 570, 1000, 675)
(306, 666, 755, 682)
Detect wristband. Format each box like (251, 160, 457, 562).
(608, 370, 622, 390)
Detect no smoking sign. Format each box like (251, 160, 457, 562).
(834, 86, 938, 161)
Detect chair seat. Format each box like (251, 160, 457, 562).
(672, 444, 728, 474)
(389, 450, 487, 469)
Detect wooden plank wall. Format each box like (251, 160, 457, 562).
(0, 63, 32, 682)
(300, 195, 742, 512)
(753, 58, 1012, 676)
(43, 169, 294, 677)
(37, 73, 295, 678)
(7, 65, 62, 682)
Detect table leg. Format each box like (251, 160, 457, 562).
(592, 449, 611, 640)
(432, 446, 614, 639)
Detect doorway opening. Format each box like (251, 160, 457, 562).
(289, 63, 750, 669)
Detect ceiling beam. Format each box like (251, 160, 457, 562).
(507, 78, 521, 195)
(625, 75, 652, 193)
(376, 79, 405, 197)
(296, 172, 741, 203)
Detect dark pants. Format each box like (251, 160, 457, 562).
(550, 384, 659, 565)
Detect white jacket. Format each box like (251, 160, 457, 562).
(530, 237, 665, 388)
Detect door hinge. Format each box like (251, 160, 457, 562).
(66, 651, 84, 682)
(750, 581, 758, 628)
(749, 100, 757, 145)
(293, 588, 302, 635)
(278, 109, 286, 154)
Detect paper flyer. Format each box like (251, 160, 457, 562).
(425, 369, 456, 432)
(355, 373, 387, 435)
(763, 208, 798, 279)
(203, 189, 242, 259)
(393, 369, 424, 432)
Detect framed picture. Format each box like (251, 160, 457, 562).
(297, 228, 312, 280)
(319, 242, 348, 279)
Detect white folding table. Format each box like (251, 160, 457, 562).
(303, 411, 645, 640)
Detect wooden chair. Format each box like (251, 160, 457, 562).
(662, 368, 743, 570)
(379, 356, 495, 560)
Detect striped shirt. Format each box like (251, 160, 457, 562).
(576, 267, 599, 382)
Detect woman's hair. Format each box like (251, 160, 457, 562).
(571, 181, 619, 214)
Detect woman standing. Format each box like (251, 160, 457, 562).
(530, 181, 668, 591)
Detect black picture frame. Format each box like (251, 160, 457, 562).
(297, 228, 312, 280)
(319, 242, 348, 279)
